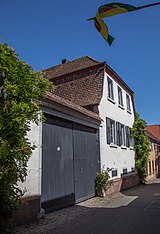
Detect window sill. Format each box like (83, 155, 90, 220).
(108, 97, 116, 104)
(130, 147, 134, 150)
(118, 104, 124, 110)
(127, 110, 132, 114)
(110, 143, 117, 148)
(121, 146, 127, 150)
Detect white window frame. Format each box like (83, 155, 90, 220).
(126, 94, 131, 112)
(118, 86, 124, 108)
(106, 117, 116, 145)
(107, 77, 114, 101)
(121, 124, 126, 146)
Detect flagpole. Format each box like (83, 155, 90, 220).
(137, 2, 160, 10)
(86, 2, 160, 21)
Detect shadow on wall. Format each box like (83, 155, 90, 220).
(105, 172, 139, 196)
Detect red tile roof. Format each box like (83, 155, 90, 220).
(43, 56, 134, 111)
(145, 125, 160, 141)
(145, 129, 160, 142)
(43, 56, 103, 80)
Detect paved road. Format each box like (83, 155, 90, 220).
(15, 179, 160, 234)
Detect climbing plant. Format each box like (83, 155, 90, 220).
(131, 112, 150, 184)
(0, 43, 52, 233)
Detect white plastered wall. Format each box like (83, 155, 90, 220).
(99, 71, 135, 179)
(18, 121, 42, 197)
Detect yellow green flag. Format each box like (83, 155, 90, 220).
(98, 3, 137, 18)
(87, 2, 160, 46)
(94, 12, 114, 46)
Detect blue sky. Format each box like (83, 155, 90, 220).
(0, 0, 160, 125)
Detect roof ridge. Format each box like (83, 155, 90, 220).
(146, 124, 160, 126)
(43, 56, 101, 72)
(86, 56, 102, 63)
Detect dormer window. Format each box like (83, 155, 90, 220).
(118, 86, 123, 107)
(126, 94, 131, 112)
(107, 77, 114, 101)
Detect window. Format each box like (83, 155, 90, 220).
(116, 122, 121, 146)
(149, 161, 151, 175)
(118, 86, 123, 107)
(152, 160, 154, 173)
(106, 117, 115, 144)
(123, 168, 127, 174)
(130, 128, 134, 148)
(112, 169, 117, 177)
(117, 123, 126, 146)
(149, 142, 152, 150)
(107, 77, 114, 101)
(131, 167, 136, 172)
(121, 125, 126, 146)
(158, 145, 160, 153)
(125, 126, 131, 147)
(126, 94, 131, 112)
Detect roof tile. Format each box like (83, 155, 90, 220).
(40, 91, 101, 122)
(145, 125, 160, 141)
(43, 56, 102, 79)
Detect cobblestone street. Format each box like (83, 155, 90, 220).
(15, 179, 160, 234)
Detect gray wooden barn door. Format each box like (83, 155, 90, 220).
(73, 123, 99, 202)
(41, 115, 74, 211)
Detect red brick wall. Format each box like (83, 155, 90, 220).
(105, 174, 139, 195)
(14, 195, 40, 227)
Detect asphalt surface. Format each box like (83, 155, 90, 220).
(15, 179, 160, 234)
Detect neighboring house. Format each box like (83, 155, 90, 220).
(43, 56, 139, 194)
(145, 125, 160, 141)
(145, 126, 160, 180)
(16, 92, 101, 226)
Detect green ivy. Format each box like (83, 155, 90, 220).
(132, 113, 150, 184)
(0, 43, 53, 233)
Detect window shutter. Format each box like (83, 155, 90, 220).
(130, 128, 133, 147)
(125, 126, 130, 147)
(119, 123, 122, 146)
(111, 80, 114, 100)
(128, 127, 131, 147)
(123, 125, 126, 146)
(116, 122, 121, 146)
(125, 126, 128, 147)
(106, 118, 111, 144)
(116, 122, 119, 146)
(113, 120, 115, 144)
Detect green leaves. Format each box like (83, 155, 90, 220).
(0, 43, 53, 232)
(132, 113, 150, 183)
(95, 167, 111, 197)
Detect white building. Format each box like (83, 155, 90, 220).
(99, 67, 135, 178)
(17, 56, 139, 225)
(45, 56, 139, 192)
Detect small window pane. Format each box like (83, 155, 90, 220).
(123, 168, 127, 174)
(106, 118, 115, 144)
(126, 94, 131, 112)
(118, 87, 123, 107)
(107, 77, 114, 100)
(112, 169, 117, 177)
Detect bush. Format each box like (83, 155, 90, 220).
(95, 167, 111, 197)
(0, 43, 52, 233)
